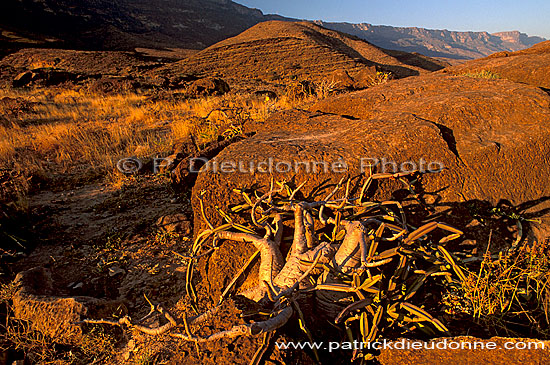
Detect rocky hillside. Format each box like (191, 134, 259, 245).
(1, 0, 545, 62)
(442, 40, 550, 88)
(0, 0, 288, 51)
(153, 21, 447, 91)
(315, 21, 546, 60)
(192, 41, 550, 258)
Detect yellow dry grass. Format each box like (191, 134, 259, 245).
(456, 240, 550, 337)
(0, 87, 307, 188)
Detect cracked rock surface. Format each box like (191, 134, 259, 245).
(192, 72, 550, 299)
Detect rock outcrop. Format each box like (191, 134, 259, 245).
(11, 267, 124, 345)
(12, 68, 81, 87)
(442, 40, 550, 88)
(190, 72, 550, 298)
(186, 77, 230, 98)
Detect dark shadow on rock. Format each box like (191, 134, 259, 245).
(404, 186, 550, 252)
(412, 114, 463, 163)
(171, 133, 255, 193)
(384, 50, 448, 71)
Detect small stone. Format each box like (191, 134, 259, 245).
(466, 219, 481, 228)
(12, 71, 33, 87)
(156, 214, 192, 235)
(108, 267, 126, 277)
(424, 195, 437, 205)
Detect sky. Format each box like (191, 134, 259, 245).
(235, 0, 550, 39)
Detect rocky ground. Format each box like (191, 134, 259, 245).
(442, 41, 550, 89)
(1, 27, 550, 365)
(152, 21, 448, 94)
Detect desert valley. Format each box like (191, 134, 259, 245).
(1, 0, 550, 364)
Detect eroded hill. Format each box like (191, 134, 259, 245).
(153, 21, 448, 91)
(0, 0, 287, 51)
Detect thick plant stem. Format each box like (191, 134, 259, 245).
(216, 231, 284, 285)
(334, 221, 367, 273)
(274, 242, 335, 289)
(80, 173, 464, 350)
(290, 204, 308, 257)
(273, 214, 284, 247)
(81, 305, 177, 336)
(171, 307, 294, 342)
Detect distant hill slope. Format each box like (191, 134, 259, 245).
(0, 0, 545, 62)
(0, 48, 161, 75)
(153, 21, 447, 89)
(0, 0, 288, 51)
(315, 21, 546, 60)
(442, 40, 550, 88)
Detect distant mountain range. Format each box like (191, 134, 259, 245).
(314, 22, 546, 60)
(0, 0, 546, 60)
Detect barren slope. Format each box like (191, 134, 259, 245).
(0, 48, 163, 76)
(0, 0, 287, 50)
(442, 40, 550, 88)
(154, 21, 447, 87)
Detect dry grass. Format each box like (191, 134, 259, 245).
(0, 81, 371, 362)
(0, 282, 118, 364)
(1, 88, 164, 174)
(459, 241, 550, 336)
(458, 70, 501, 79)
(0, 86, 309, 190)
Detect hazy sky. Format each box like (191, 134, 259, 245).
(236, 0, 550, 38)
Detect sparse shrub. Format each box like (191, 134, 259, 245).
(456, 241, 550, 337)
(285, 80, 316, 102)
(459, 70, 501, 79)
(187, 106, 251, 146)
(315, 78, 340, 99)
(368, 71, 392, 86)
